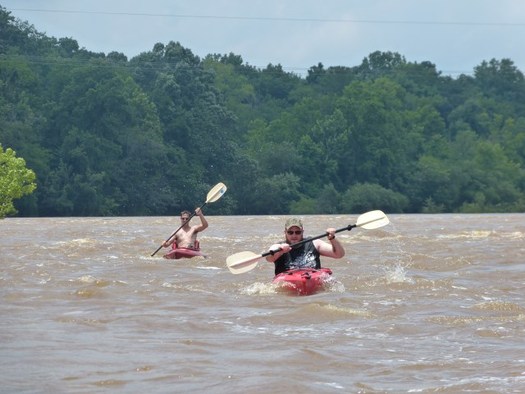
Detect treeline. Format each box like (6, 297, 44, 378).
(1, 6, 524, 216)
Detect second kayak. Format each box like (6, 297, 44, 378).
(163, 247, 204, 259)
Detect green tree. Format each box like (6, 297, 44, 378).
(297, 109, 349, 192)
(0, 55, 50, 183)
(0, 145, 36, 218)
(410, 154, 453, 212)
(357, 51, 406, 80)
(39, 60, 176, 215)
(306, 63, 356, 94)
(3, 6, 525, 215)
(250, 172, 301, 214)
(203, 54, 257, 129)
(337, 77, 416, 190)
(459, 140, 525, 212)
(341, 183, 409, 213)
(315, 183, 342, 214)
(474, 58, 525, 113)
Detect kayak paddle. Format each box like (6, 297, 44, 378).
(226, 210, 389, 274)
(151, 182, 227, 257)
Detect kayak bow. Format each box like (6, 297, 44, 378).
(272, 268, 332, 296)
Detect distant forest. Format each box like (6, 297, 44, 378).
(1, 6, 524, 216)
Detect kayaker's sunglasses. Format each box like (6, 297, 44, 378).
(180, 217, 189, 221)
(286, 230, 303, 235)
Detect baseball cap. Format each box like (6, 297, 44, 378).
(285, 218, 303, 230)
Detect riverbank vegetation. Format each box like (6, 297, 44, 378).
(1, 7, 524, 216)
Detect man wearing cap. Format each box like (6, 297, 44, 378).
(266, 218, 345, 275)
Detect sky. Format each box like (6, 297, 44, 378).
(3, 0, 525, 77)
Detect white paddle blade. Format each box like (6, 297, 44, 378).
(356, 210, 390, 229)
(226, 251, 261, 274)
(206, 182, 227, 203)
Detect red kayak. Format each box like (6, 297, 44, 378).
(163, 241, 204, 260)
(163, 240, 206, 259)
(163, 248, 204, 259)
(272, 268, 332, 296)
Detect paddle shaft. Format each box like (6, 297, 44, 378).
(150, 201, 208, 257)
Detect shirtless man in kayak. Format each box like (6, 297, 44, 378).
(265, 218, 345, 275)
(163, 208, 208, 250)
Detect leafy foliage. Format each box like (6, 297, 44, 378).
(1, 6, 524, 216)
(0, 145, 36, 218)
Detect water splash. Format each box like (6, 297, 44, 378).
(384, 264, 414, 284)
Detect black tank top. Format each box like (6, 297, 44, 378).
(274, 240, 321, 275)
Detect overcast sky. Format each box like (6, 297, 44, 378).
(3, 0, 525, 76)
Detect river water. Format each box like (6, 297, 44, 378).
(1, 213, 524, 393)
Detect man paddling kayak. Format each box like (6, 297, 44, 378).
(162, 208, 208, 259)
(265, 218, 345, 275)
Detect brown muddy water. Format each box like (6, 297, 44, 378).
(1, 214, 524, 393)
